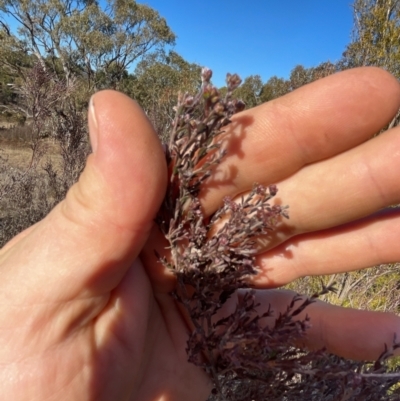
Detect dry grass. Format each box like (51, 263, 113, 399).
(0, 121, 17, 129)
(0, 121, 88, 247)
(0, 123, 32, 145)
(0, 140, 62, 170)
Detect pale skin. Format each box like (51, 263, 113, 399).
(1, 67, 400, 401)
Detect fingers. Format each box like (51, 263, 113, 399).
(254, 209, 400, 287)
(271, 127, 400, 237)
(246, 289, 400, 361)
(201, 67, 400, 215)
(0, 90, 167, 301)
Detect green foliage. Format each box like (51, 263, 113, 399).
(232, 74, 263, 109)
(0, 0, 175, 90)
(287, 263, 400, 314)
(130, 50, 201, 140)
(0, 0, 176, 126)
(342, 0, 400, 77)
(259, 62, 337, 103)
(260, 76, 291, 102)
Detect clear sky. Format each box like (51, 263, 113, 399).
(142, 0, 354, 87)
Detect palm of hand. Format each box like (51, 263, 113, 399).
(1, 250, 209, 400)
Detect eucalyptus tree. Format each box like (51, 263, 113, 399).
(131, 50, 201, 140)
(342, 0, 400, 77)
(259, 76, 291, 102)
(0, 0, 175, 90)
(231, 74, 263, 109)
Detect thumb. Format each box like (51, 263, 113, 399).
(1, 90, 167, 301)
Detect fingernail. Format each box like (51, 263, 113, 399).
(89, 96, 98, 153)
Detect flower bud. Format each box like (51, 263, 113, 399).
(202, 83, 213, 99)
(233, 99, 246, 112)
(184, 95, 194, 107)
(213, 102, 225, 115)
(226, 73, 242, 90)
(201, 67, 212, 83)
(268, 184, 278, 196)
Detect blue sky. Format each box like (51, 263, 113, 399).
(142, 1, 354, 87)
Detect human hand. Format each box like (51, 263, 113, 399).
(0, 91, 210, 400)
(1, 67, 400, 401)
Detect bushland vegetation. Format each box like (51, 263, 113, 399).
(1, 0, 400, 399)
